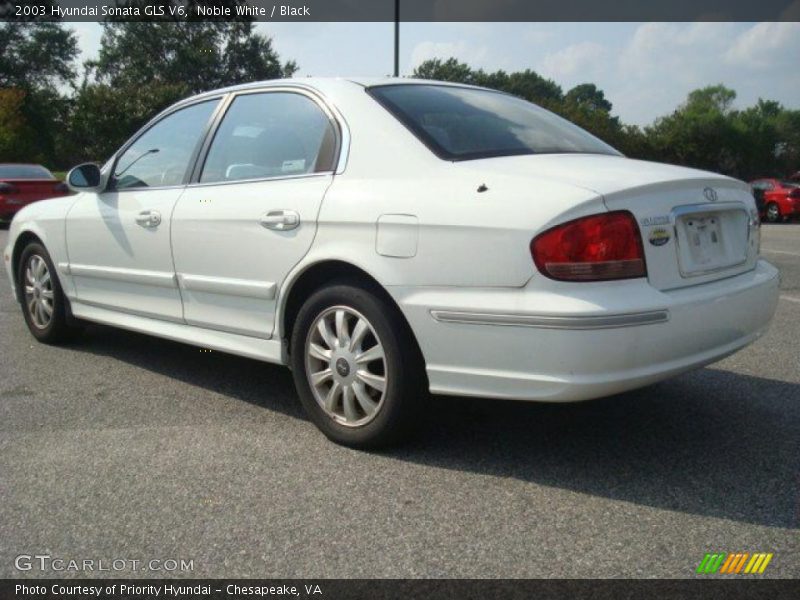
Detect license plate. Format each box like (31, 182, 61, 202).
(684, 215, 722, 267)
(675, 208, 748, 277)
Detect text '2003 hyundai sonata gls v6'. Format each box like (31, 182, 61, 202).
(3, 79, 780, 447)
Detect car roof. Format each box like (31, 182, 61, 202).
(181, 77, 488, 106)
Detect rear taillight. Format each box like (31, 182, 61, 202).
(0, 182, 16, 194)
(531, 211, 647, 282)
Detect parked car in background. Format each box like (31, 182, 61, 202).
(0, 164, 69, 223)
(4, 79, 779, 447)
(750, 178, 800, 222)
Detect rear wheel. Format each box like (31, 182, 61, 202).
(290, 281, 424, 448)
(765, 202, 781, 223)
(18, 242, 80, 344)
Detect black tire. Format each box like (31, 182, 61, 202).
(765, 202, 781, 223)
(290, 280, 425, 448)
(17, 242, 80, 344)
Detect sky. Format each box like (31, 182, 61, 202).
(69, 21, 800, 126)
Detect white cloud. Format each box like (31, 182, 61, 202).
(538, 41, 607, 80)
(619, 22, 733, 78)
(611, 23, 737, 125)
(724, 22, 800, 68)
(522, 29, 555, 45)
(70, 22, 103, 66)
(409, 40, 489, 70)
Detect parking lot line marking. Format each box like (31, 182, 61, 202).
(762, 249, 800, 257)
(780, 295, 800, 304)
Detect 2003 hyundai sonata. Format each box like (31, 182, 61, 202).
(3, 78, 780, 447)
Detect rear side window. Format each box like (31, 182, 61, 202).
(200, 92, 337, 184)
(0, 165, 54, 179)
(368, 84, 619, 161)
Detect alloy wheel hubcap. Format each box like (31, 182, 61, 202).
(24, 255, 54, 329)
(768, 205, 779, 220)
(305, 306, 387, 427)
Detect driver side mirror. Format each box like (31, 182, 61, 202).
(66, 163, 103, 193)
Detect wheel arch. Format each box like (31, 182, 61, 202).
(278, 259, 425, 365)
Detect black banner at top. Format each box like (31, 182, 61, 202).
(1, 0, 799, 22)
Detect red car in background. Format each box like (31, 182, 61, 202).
(750, 178, 800, 222)
(0, 164, 69, 223)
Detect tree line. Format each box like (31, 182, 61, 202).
(413, 58, 800, 180)
(1, 24, 798, 182)
(0, 20, 296, 170)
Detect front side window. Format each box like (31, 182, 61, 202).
(113, 99, 219, 190)
(368, 84, 620, 161)
(200, 92, 337, 184)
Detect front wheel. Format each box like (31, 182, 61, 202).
(290, 281, 425, 448)
(18, 242, 80, 344)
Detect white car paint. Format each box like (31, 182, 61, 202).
(3, 77, 780, 403)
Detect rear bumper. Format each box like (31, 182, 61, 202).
(391, 260, 780, 402)
(0, 198, 25, 221)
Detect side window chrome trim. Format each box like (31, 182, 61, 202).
(186, 171, 334, 189)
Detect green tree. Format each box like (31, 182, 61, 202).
(646, 84, 744, 175)
(90, 21, 296, 95)
(412, 57, 477, 84)
(412, 58, 563, 108)
(413, 61, 800, 177)
(68, 20, 297, 163)
(497, 69, 563, 109)
(557, 83, 627, 149)
(564, 83, 612, 113)
(0, 22, 78, 165)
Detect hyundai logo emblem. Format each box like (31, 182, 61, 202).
(703, 187, 718, 202)
(335, 358, 350, 377)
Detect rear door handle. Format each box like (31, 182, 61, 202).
(135, 210, 161, 228)
(260, 210, 300, 231)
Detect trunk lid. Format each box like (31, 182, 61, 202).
(460, 154, 759, 290)
(1, 179, 66, 201)
(604, 179, 757, 291)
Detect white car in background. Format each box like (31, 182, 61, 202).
(3, 78, 780, 447)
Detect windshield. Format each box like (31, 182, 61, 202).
(368, 84, 620, 161)
(0, 164, 54, 179)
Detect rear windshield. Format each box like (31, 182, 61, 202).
(0, 164, 54, 179)
(368, 84, 620, 161)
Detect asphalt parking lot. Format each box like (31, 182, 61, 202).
(0, 225, 798, 579)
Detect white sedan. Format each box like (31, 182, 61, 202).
(3, 78, 780, 447)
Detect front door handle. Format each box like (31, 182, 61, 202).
(260, 210, 300, 231)
(135, 210, 162, 228)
